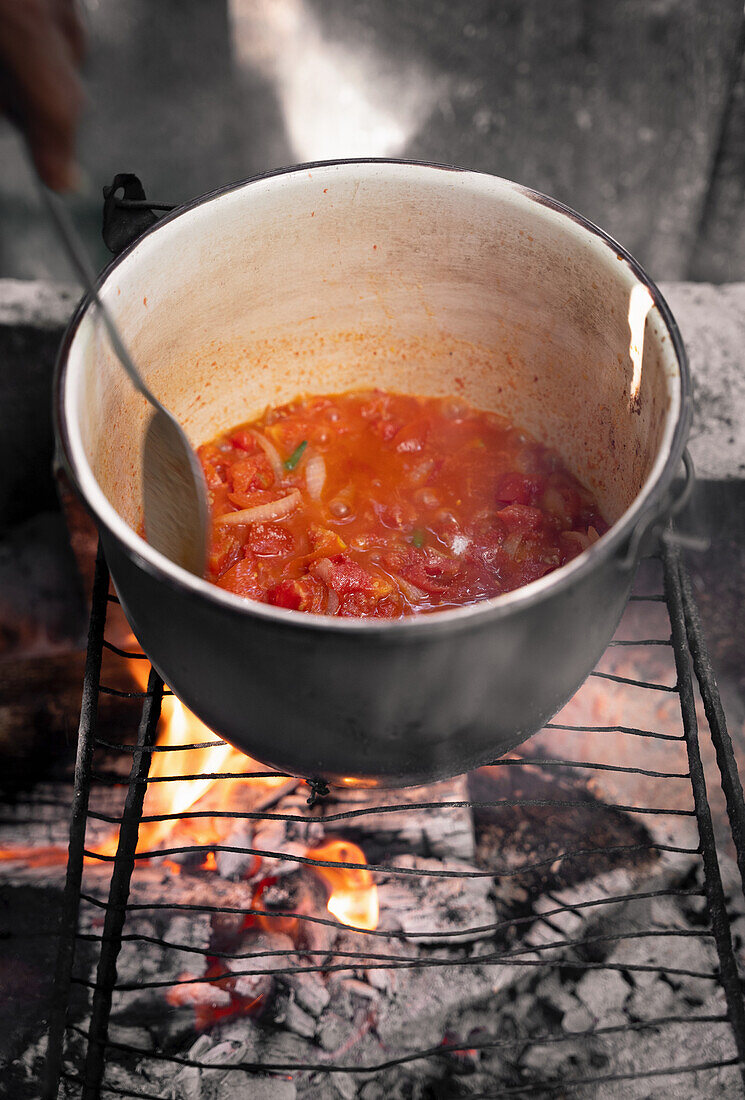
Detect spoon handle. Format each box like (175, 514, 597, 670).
(38, 182, 160, 410)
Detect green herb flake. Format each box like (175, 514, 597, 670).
(411, 528, 425, 549)
(284, 440, 308, 470)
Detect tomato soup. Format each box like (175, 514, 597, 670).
(198, 391, 607, 618)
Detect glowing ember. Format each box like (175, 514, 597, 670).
(250, 876, 300, 936)
(305, 840, 379, 931)
(0, 845, 67, 868)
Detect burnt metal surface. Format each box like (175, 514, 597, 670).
(38, 539, 745, 1098)
(101, 175, 174, 258)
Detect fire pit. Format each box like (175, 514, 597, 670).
(2, 537, 744, 1098)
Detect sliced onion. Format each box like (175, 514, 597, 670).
(562, 530, 591, 551)
(249, 429, 284, 482)
(326, 589, 340, 615)
(311, 556, 334, 584)
(393, 575, 427, 603)
(305, 452, 326, 500)
(217, 490, 301, 526)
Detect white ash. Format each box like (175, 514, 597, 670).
(376, 855, 496, 943)
(317, 776, 475, 864)
(574, 968, 632, 1021)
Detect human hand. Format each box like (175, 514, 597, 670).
(0, 0, 85, 191)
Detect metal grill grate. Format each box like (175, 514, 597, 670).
(40, 539, 745, 1098)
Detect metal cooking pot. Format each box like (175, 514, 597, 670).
(55, 160, 691, 788)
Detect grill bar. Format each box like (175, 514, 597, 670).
(42, 546, 111, 1100)
(61, 1020, 739, 1079)
(678, 556, 745, 900)
(664, 539, 745, 1086)
(80, 671, 163, 1100)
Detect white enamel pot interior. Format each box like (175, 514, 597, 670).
(57, 160, 690, 787)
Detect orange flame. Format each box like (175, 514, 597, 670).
(306, 840, 379, 931)
(94, 639, 285, 861)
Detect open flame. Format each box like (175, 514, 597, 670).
(91, 640, 379, 932)
(94, 645, 284, 859)
(3, 630, 379, 947)
(306, 840, 379, 932)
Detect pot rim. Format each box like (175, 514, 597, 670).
(55, 158, 692, 638)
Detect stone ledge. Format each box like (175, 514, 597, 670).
(660, 282, 745, 483)
(0, 278, 78, 330)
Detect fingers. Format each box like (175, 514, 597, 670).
(0, 0, 85, 190)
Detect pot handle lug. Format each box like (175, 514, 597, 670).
(102, 174, 175, 255)
(616, 448, 707, 570)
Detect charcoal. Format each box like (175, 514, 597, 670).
(627, 979, 676, 1021)
(105, 1024, 154, 1051)
(535, 973, 583, 1016)
(254, 1027, 317, 1066)
(364, 966, 394, 995)
(300, 907, 337, 958)
(265, 985, 318, 1039)
(358, 1081, 386, 1100)
(232, 817, 287, 883)
(562, 1004, 595, 1033)
(174, 1063, 202, 1100)
(224, 929, 295, 1003)
(338, 977, 380, 1006)
(524, 866, 652, 951)
(220, 1077, 297, 1100)
(440, 1073, 508, 1097)
(172, 1034, 264, 1099)
(317, 1010, 360, 1053)
(319, 776, 475, 863)
(281, 970, 331, 1018)
(521, 1040, 580, 1075)
(329, 1072, 358, 1099)
(649, 895, 690, 929)
(216, 824, 261, 880)
(604, 930, 717, 1003)
(575, 968, 631, 1020)
(376, 856, 496, 943)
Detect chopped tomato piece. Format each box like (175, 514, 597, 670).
(497, 504, 549, 531)
(229, 429, 259, 452)
(307, 524, 347, 556)
(216, 558, 262, 599)
(209, 530, 243, 575)
(246, 523, 295, 556)
(397, 547, 461, 595)
(230, 455, 274, 495)
(310, 554, 377, 595)
(267, 579, 302, 609)
(339, 591, 378, 616)
(268, 577, 324, 612)
(496, 473, 544, 505)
